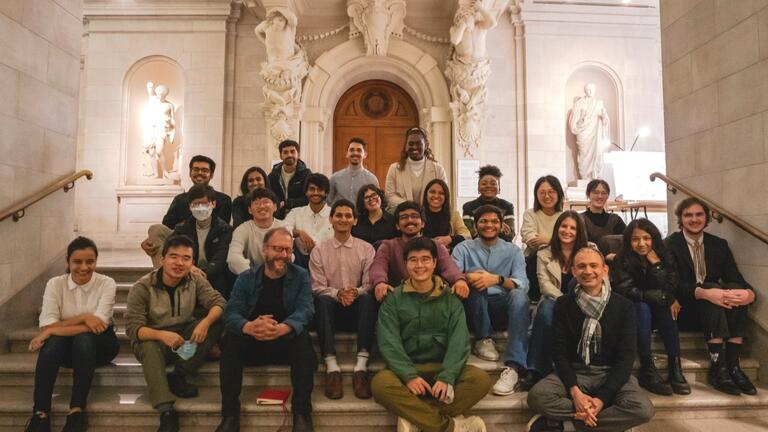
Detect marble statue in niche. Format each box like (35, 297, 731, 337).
(568, 83, 610, 180)
(142, 81, 178, 179)
(445, 0, 509, 157)
(255, 7, 308, 141)
(347, 0, 406, 56)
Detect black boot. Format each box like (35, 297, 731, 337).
(667, 356, 691, 395)
(729, 365, 757, 395)
(638, 355, 673, 395)
(708, 360, 741, 395)
(158, 408, 180, 432)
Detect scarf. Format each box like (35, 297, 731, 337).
(574, 279, 611, 365)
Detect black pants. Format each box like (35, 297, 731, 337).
(677, 287, 749, 340)
(525, 252, 541, 302)
(33, 326, 120, 413)
(314, 292, 378, 357)
(219, 330, 317, 417)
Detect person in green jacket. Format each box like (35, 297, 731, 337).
(372, 236, 491, 432)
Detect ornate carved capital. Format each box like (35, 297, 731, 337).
(347, 0, 406, 56)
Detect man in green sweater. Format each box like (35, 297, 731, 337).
(372, 237, 491, 432)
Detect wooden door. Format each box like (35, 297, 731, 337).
(333, 80, 419, 185)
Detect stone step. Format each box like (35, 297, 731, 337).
(0, 350, 755, 388)
(1, 382, 767, 431)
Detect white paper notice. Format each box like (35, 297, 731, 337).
(457, 160, 480, 198)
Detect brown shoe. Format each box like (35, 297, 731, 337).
(324, 371, 343, 399)
(353, 370, 372, 399)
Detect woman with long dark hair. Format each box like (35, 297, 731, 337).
(232, 166, 269, 227)
(422, 179, 470, 251)
(352, 184, 395, 246)
(383, 127, 447, 212)
(25, 237, 119, 432)
(610, 218, 690, 396)
(518, 211, 589, 390)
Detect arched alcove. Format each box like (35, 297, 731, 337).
(564, 63, 623, 186)
(121, 56, 185, 186)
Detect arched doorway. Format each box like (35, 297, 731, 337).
(333, 80, 419, 184)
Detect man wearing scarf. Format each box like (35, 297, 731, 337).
(526, 247, 654, 432)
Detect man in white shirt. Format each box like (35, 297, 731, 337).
(227, 188, 288, 275)
(327, 137, 379, 204)
(284, 173, 334, 268)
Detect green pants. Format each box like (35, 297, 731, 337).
(133, 319, 224, 409)
(371, 363, 491, 432)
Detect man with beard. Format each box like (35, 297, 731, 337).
(216, 227, 317, 432)
(141, 155, 233, 267)
(369, 201, 469, 302)
(268, 140, 312, 219)
(665, 197, 756, 395)
(526, 247, 653, 432)
(384, 127, 447, 213)
(284, 173, 334, 268)
(451, 205, 529, 396)
(310, 199, 377, 400)
(327, 137, 379, 204)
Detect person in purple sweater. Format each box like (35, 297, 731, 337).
(369, 201, 469, 302)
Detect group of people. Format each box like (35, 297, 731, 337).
(24, 127, 757, 432)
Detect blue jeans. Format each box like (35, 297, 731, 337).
(467, 287, 529, 368)
(527, 297, 556, 376)
(636, 301, 681, 357)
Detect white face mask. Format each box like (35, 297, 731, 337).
(191, 205, 213, 221)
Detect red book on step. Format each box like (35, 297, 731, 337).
(256, 388, 291, 405)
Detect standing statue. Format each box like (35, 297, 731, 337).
(568, 83, 610, 180)
(255, 7, 308, 141)
(142, 82, 177, 178)
(445, 0, 509, 157)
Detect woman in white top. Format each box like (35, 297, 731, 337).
(26, 237, 119, 432)
(520, 175, 565, 301)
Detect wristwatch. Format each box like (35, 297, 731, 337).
(498, 275, 505, 286)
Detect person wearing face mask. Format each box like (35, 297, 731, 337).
(141, 155, 233, 266)
(169, 184, 236, 298)
(384, 127, 447, 213)
(232, 166, 270, 228)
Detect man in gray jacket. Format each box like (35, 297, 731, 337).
(127, 234, 226, 432)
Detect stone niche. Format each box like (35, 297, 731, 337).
(116, 56, 185, 233)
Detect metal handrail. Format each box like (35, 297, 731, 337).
(650, 172, 768, 245)
(0, 170, 93, 223)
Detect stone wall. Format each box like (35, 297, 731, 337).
(0, 0, 82, 319)
(661, 0, 768, 331)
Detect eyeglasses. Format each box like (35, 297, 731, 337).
(191, 167, 211, 174)
(407, 256, 434, 265)
(398, 213, 422, 221)
(265, 245, 292, 254)
(363, 193, 380, 202)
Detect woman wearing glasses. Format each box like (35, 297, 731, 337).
(384, 127, 447, 213)
(581, 179, 626, 260)
(352, 184, 395, 247)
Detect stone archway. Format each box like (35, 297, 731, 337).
(300, 38, 454, 186)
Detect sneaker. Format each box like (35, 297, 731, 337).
(472, 338, 499, 362)
(492, 367, 519, 395)
(453, 415, 486, 432)
(526, 414, 563, 432)
(24, 413, 50, 432)
(396, 417, 420, 432)
(62, 411, 88, 432)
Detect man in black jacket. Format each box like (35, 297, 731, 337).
(664, 197, 756, 395)
(141, 155, 233, 264)
(267, 140, 311, 220)
(527, 247, 653, 432)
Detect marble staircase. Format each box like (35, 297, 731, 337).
(1, 251, 768, 431)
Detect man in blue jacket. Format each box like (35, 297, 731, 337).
(216, 227, 317, 432)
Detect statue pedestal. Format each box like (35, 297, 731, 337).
(116, 185, 183, 233)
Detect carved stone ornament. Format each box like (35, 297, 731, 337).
(254, 7, 309, 141)
(347, 0, 406, 56)
(446, 0, 510, 157)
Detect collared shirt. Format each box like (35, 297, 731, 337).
(284, 204, 333, 254)
(369, 236, 465, 287)
(352, 212, 396, 245)
(309, 235, 375, 299)
(451, 237, 529, 295)
(683, 231, 706, 284)
(327, 165, 379, 204)
(39, 273, 117, 327)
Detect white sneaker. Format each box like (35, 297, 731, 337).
(397, 417, 420, 432)
(472, 338, 499, 361)
(453, 415, 487, 432)
(493, 366, 519, 395)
